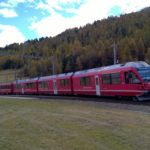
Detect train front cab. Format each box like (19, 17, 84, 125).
(100, 65, 150, 101)
(136, 65, 150, 101)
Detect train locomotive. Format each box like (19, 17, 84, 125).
(0, 61, 150, 101)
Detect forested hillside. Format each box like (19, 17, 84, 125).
(0, 7, 150, 78)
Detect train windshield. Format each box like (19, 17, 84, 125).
(125, 61, 149, 68)
(138, 68, 150, 82)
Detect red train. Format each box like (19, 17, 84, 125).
(0, 61, 150, 101)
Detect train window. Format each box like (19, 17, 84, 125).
(43, 82, 48, 88)
(80, 76, 91, 86)
(26, 83, 34, 88)
(1, 86, 4, 89)
(125, 72, 130, 84)
(39, 82, 48, 89)
(39, 82, 42, 88)
(16, 84, 21, 89)
(125, 72, 141, 84)
(45, 82, 48, 88)
(96, 77, 99, 85)
(60, 80, 63, 86)
(0, 85, 10, 89)
(102, 74, 111, 84)
(111, 73, 120, 84)
(60, 79, 70, 87)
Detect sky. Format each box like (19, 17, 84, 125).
(0, 0, 149, 47)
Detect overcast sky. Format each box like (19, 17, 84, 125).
(0, 0, 149, 47)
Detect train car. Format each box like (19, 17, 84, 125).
(13, 80, 25, 95)
(38, 72, 73, 95)
(38, 75, 56, 95)
(0, 82, 13, 95)
(24, 78, 38, 95)
(21, 78, 38, 95)
(72, 67, 102, 96)
(55, 72, 73, 95)
(72, 61, 150, 100)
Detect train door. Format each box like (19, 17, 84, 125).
(95, 75, 101, 96)
(21, 84, 24, 94)
(123, 71, 142, 96)
(53, 80, 58, 95)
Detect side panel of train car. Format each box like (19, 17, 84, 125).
(22, 78, 38, 95)
(13, 80, 24, 94)
(72, 68, 101, 96)
(55, 73, 73, 95)
(0, 83, 13, 94)
(38, 75, 56, 95)
(38, 73, 73, 95)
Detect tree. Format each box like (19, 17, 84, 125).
(137, 38, 145, 60)
(146, 48, 150, 63)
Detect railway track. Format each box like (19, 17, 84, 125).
(0, 95, 150, 106)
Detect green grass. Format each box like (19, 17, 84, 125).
(0, 98, 150, 150)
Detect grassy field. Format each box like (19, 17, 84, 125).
(0, 98, 150, 150)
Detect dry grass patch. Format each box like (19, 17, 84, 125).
(0, 99, 149, 150)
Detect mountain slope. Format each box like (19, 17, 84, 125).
(0, 7, 150, 77)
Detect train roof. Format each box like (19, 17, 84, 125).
(56, 72, 73, 78)
(124, 61, 149, 68)
(38, 72, 73, 81)
(13, 77, 38, 84)
(38, 75, 56, 81)
(0, 82, 12, 85)
(12, 61, 150, 82)
(74, 61, 150, 75)
(74, 64, 122, 75)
